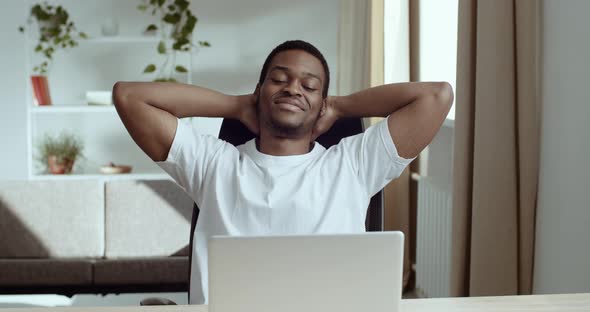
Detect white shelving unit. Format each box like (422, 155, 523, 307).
(31, 105, 117, 114)
(25, 34, 192, 181)
(85, 36, 160, 44)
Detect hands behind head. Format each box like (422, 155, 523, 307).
(311, 96, 340, 142)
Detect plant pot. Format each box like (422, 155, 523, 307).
(47, 155, 74, 174)
(31, 75, 52, 105)
(38, 18, 60, 38)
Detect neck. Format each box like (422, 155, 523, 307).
(257, 130, 313, 156)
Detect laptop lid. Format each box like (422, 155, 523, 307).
(208, 231, 404, 312)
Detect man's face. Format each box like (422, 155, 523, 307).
(257, 49, 326, 138)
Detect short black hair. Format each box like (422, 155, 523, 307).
(258, 40, 330, 98)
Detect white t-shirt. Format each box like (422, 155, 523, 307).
(156, 116, 413, 304)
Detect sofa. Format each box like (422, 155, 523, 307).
(0, 179, 193, 296)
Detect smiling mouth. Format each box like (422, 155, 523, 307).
(274, 98, 306, 111)
(276, 102, 304, 111)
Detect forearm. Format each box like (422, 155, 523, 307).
(333, 82, 450, 118)
(112, 81, 246, 119)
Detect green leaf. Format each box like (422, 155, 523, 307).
(157, 41, 166, 54)
(175, 65, 188, 73)
(172, 37, 189, 50)
(31, 4, 51, 21)
(18, 26, 24, 33)
(157, 0, 166, 7)
(167, 4, 176, 11)
(33, 66, 39, 72)
(198, 41, 211, 47)
(175, 0, 189, 11)
(183, 14, 196, 33)
(172, 41, 182, 50)
(143, 64, 157, 73)
(35, 44, 43, 52)
(146, 24, 158, 31)
(137, 4, 148, 11)
(163, 13, 180, 24)
(79, 32, 87, 39)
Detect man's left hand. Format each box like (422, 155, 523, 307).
(311, 96, 340, 141)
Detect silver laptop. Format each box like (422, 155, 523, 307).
(208, 232, 404, 312)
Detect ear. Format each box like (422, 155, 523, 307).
(254, 84, 260, 97)
(320, 98, 327, 116)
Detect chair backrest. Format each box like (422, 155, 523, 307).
(187, 118, 384, 300)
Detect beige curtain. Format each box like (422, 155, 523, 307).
(451, 0, 541, 296)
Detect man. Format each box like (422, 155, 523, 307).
(113, 40, 453, 304)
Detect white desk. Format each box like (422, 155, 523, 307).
(1, 293, 588, 312)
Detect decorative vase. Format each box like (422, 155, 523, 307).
(31, 75, 52, 106)
(47, 155, 74, 174)
(101, 17, 119, 37)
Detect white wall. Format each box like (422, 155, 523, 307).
(0, 0, 340, 179)
(533, 0, 590, 294)
(0, 2, 28, 180)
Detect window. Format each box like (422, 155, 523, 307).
(419, 0, 459, 120)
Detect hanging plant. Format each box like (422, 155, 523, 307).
(18, 1, 87, 75)
(138, 0, 211, 82)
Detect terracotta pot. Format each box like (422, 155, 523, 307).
(47, 155, 74, 174)
(31, 75, 52, 105)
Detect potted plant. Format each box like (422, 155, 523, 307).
(137, 0, 211, 82)
(19, 2, 87, 105)
(36, 132, 84, 174)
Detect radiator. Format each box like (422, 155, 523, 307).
(415, 176, 453, 298)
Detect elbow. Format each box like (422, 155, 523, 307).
(435, 82, 454, 110)
(112, 81, 132, 108)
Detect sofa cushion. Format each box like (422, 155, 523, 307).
(0, 259, 93, 286)
(104, 180, 193, 258)
(93, 257, 189, 285)
(0, 180, 104, 258)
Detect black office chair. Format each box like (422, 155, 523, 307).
(141, 117, 384, 306)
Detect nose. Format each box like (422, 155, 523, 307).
(283, 79, 302, 96)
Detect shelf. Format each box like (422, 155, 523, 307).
(30, 173, 170, 181)
(31, 105, 116, 113)
(84, 36, 161, 44)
